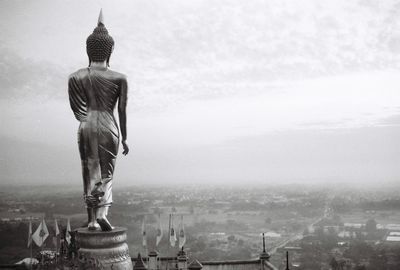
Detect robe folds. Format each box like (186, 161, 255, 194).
(68, 67, 126, 207)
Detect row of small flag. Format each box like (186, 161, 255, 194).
(142, 214, 186, 248)
(27, 213, 185, 249)
(27, 218, 72, 248)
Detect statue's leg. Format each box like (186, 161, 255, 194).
(81, 159, 96, 229)
(96, 206, 113, 231)
(79, 120, 104, 230)
(86, 158, 102, 230)
(95, 177, 113, 231)
(81, 151, 102, 230)
(95, 117, 118, 231)
(80, 125, 98, 229)
(86, 208, 99, 231)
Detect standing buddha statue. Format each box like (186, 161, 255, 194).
(68, 10, 129, 231)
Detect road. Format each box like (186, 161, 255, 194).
(269, 216, 324, 255)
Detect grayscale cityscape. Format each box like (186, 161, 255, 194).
(1, 0, 400, 269)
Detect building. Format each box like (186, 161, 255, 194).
(132, 234, 282, 270)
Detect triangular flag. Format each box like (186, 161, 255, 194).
(142, 216, 147, 247)
(65, 218, 71, 244)
(53, 219, 60, 249)
(169, 214, 177, 247)
(32, 218, 49, 247)
(156, 214, 163, 246)
(54, 219, 60, 236)
(27, 218, 32, 248)
(178, 215, 186, 249)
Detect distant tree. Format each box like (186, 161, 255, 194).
(343, 241, 373, 264)
(328, 226, 336, 235)
(190, 237, 206, 252)
(365, 218, 377, 233)
(329, 257, 339, 270)
(226, 246, 252, 260)
(332, 214, 342, 224)
(355, 231, 364, 241)
(331, 196, 351, 213)
(227, 235, 236, 242)
(298, 244, 323, 270)
(369, 249, 387, 270)
(153, 207, 163, 215)
(197, 247, 225, 261)
(147, 214, 156, 223)
(353, 264, 366, 270)
(289, 221, 302, 232)
(315, 226, 324, 238)
(321, 234, 338, 251)
(237, 239, 244, 246)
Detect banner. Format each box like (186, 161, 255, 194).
(169, 214, 177, 247)
(65, 218, 72, 244)
(178, 215, 186, 249)
(27, 219, 32, 248)
(32, 218, 49, 247)
(54, 219, 60, 236)
(156, 213, 163, 246)
(142, 216, 147, 247)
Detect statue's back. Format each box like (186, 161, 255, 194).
(68, 67, 127, 211)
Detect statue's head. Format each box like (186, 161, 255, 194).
(86, 9, 114, 67)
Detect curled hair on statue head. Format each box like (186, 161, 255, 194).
(106, 45, 114, 67)
(86, 9, 114, 67)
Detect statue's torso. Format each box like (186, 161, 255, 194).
(69, 67, 125, 115)
(68, 67, 127, 184)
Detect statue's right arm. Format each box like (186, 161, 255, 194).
(68, 74, 87, 122)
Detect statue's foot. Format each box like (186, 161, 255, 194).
(88, 221, 100, 231)
(96, 218, 114, 231)
(86, 207, 100, 230)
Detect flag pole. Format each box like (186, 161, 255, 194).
(55, 228, 58, 265)
(56, 236, 58, 265)
(167, 213, 171, 270)
(41, 217, 44, 265)
(30, 217, 32, 270)
(144, 215, 148, 266)
(54, 218, 58, 266)
(30, 239, 33, 270)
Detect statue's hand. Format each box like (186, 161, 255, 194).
(122, 140, 129, 155)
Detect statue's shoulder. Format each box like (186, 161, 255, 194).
(69, 68, 89, 81)
(107, 69, 127, 83)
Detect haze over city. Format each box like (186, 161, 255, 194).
(1, 0, 400, 185)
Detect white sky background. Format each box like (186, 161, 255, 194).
(1, 0, 400, 185)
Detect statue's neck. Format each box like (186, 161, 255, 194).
(90, 61, 107, 70)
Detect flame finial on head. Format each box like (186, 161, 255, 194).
(98, 8, 104, 26)
(86, 8, 114, 66)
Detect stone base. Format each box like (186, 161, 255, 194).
(75, 227, 133, 270)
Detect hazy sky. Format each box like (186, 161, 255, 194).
(1, 0, 400, 185)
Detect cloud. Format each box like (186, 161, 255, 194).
(0, 46, 66, 99)
(1, 0, 400, 184)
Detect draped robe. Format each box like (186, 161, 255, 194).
(68, 67, 126, 207)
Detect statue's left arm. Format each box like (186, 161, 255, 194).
(118, 76, 129, 155)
